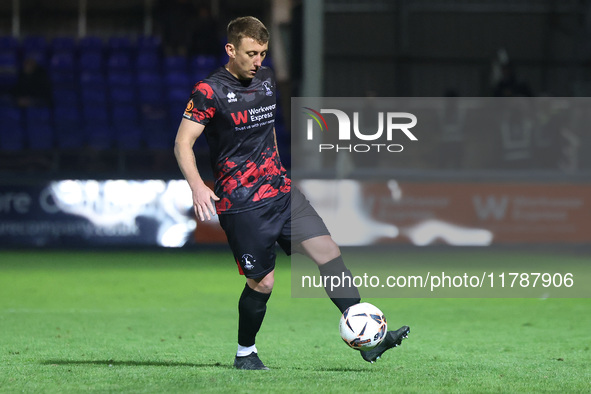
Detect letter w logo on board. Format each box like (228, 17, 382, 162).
(231, 111, 248, 125)
(473, 195, 509, 220)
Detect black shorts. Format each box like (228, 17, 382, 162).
(218, 186, 330, 279)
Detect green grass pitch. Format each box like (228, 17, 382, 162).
(1, 249, 589, 392)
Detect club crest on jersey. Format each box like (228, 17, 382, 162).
(241, 254, 256, 270)
(227, 91, 238, 103)
(184, 100, 194, 114)
(262, 81, 273, 96)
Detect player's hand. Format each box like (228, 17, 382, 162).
(192, 185, 220, 221)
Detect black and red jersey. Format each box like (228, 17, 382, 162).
(182, 66, 291, 214)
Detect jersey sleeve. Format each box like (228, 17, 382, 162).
(182, 81, 216, 125)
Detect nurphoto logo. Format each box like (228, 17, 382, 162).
(302, 107, 418, 153)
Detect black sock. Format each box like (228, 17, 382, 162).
(238, 283, 271, 347)
(318, 256, 361, 313)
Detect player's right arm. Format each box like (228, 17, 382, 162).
(174, 118, 220, 221)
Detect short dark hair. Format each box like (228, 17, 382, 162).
(227, 16, 269, 48)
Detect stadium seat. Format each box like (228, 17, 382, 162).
(0, 52, 19, 90)
(190, 54, 218, 73)
(83, 104, 113, 149)
(109, 86, 136, 105)
(25, 106, 54, 150)
(107, 37, 132, 53)
(0, 35, 19, 52)
(107, 52, 133, 72)
(23, 35, 48, 53)
(137, 72, 164, 104)
(54, 105, 83, 149)
(107, 71, 134, 87)
(82, 103, 109, 124)
(112, 104, 142, 149)
(167, 87, 189, 106)
(136, 51, 161, 73)
(0, 105, 25, 151)
(138, 84, 164, 105)
(51, 37, 76, 54)
(80, 71, 106, 89)
(50, 52, 76, 72)
(22, 36, 48, 67)
(164, 71, 191, 89)
(86, 122, 114, 150)
(137, 36, 161, 52)
(49, 52, 78, 88)
(52, 88, 79, 108)
(50, 71, 78, 88)
(164, 75, 191, 114)
(190, 55, 218, 82)
(79, 51, 104, 73)
(81, 85, 108, 106)
(192, 69, 211, 83)
(137, 71, 162, 86)
(163, 56, 188, 73)
(79, 36, 103, 52)
(144, 104, 173, 150)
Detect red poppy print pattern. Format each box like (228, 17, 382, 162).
(214, 147, 290, 213)
(184, 82, 216, 123)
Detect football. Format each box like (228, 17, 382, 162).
(339, 302, 387, 350)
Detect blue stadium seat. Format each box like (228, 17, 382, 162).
(137, 36, 161, 52)
(109, 86, 136, 105)
(107, 52, 133, 72)
(80, 71, 105, 89)
(22, 36, 48, 67)
(107, 71, 134, 87)
(86, 122, 114, 149)
(192, 69, 211, 83)
(0, 105, 25, 151)
(52, 88, 79, 107)
(51, 37, 76, 54)
(82, 103, 109, 124)
(0, 35, 19, 52)
(50, 52, 76, 72)
(137, 71, 162, 86)
(143, 104, 173, 150)
(83, 104, 113, 149)
(164, 56, 188, 73)
(137, 72, 164, 104)
(196, 55, 218, 80)
(164, 71, 190, 89)
(112, 104, 142, 149)
(49, 52, 78, 88)
(79, 36, 103, 52)
(0, 52, 19, 90)
(50, 71, 78, 88)
(136, 51, 161, 73)
(79, 51, 104, 73)
(108, 37, 132, 53)
(190, 54, 218, 81)
(25, 106, 54, 150)
(23, 35, 48, 52)
(138, 84, 164, 105)
(167, 87, 189, 106)
(81, 85, 108, 106)
(190, 54, 218, 73)
(54, 105, 83, 148)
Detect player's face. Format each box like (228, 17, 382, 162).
(227, 37, 268, 80)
